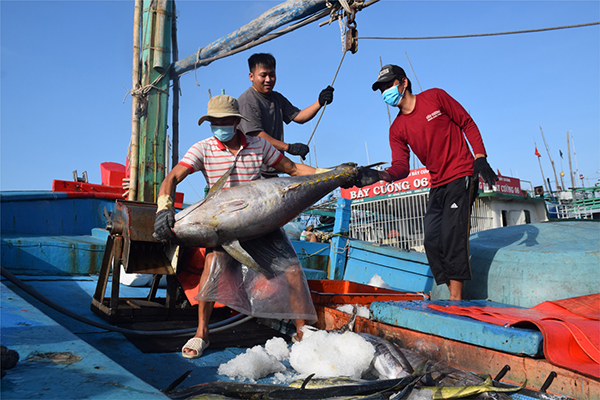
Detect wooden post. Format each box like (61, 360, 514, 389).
(128, 0, 143, 201)
(137, 0, 172, 202)
(171, 0, 179, 171)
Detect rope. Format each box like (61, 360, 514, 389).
(301, 246, 329, 258)
(306, 49, 347, 147)
(357, 21, 599, 41)
(194, 47, 202, 86)
(123, 65, 171, 103)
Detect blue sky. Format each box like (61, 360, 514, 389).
(2, 0, 599, 204)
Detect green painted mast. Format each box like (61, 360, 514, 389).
(136, 0, 172, 202)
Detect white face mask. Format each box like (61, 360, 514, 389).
(211, 125, 236, 142)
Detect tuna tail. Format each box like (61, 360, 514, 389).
(421, 376, 527, 399)
(391, 342, 414, 374)
(335, 304, 358, 333)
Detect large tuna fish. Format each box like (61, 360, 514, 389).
(172, 163, 358, 275)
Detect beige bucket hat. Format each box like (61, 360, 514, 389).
(197, 94, 249, 125)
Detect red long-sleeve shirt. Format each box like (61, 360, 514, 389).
(386, 88, 487, 188)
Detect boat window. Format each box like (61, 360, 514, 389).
(524, 210, 531, 224)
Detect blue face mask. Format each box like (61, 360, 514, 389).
(382, 85, 405, 107)
(211, 125, 236, 142)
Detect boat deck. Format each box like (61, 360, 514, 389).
(0, 275, 291, 399)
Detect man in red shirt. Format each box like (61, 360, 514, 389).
(153, 95, 318, 358)
(360, 64, 497, 301)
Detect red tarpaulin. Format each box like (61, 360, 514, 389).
(428, 294, 600, 379)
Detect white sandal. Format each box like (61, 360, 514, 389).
(182, 337, 209, 359)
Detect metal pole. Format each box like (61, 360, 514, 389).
(128, 0, 143, 201)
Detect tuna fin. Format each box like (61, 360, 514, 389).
(178, 165, 234, 220)
(207, 165, 234, 196)
(221, 239, 275, 279)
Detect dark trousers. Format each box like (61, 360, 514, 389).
(424, 176, 477, 285)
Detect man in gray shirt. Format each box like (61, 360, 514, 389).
(239, 53, 333, 177)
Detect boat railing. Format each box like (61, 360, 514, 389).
(550, 186, 600, 219)
(348, 192, 496, 250)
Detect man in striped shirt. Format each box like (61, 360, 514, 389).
(154, 95, 318, 359)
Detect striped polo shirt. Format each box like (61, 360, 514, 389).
(178, 132, 283, 188)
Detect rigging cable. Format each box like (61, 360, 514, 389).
(306, 49, 347, 147)
(306, 1, 365, 147)
(357, 21, 599, 41)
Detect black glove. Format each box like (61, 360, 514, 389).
(318, 85, 334, 107)
(153, 209, 176, 242)
(287, 142, 310, 160)
(473, 157, 498, 188)
(353, 167, 381, 188)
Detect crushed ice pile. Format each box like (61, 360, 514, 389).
(218, 275, 395, 382)
(218, 326, 377, 382)
(217, 337, 289, 381)
(336, 304, 370, 319)
(367, 273, 392, 289)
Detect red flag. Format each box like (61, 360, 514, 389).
(535, 147, 541, 157)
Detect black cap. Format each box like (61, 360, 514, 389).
(371, 64, 406, 91)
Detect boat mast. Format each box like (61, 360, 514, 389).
(566, 131, 576, 189)
(136, 0, 173, 202)
(171, 1, 180, 173)
(539, 126, 559, 191)
(535, 140, 549, 194)
(571, 132, 581, 187)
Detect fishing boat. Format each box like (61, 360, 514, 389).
(2, 1, 599, 399)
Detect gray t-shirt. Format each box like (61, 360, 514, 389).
(238, 87, 300, 142)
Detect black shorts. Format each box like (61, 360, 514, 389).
(424, 176, 476, 285)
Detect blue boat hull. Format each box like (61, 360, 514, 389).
(431, 221, 600, 307)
